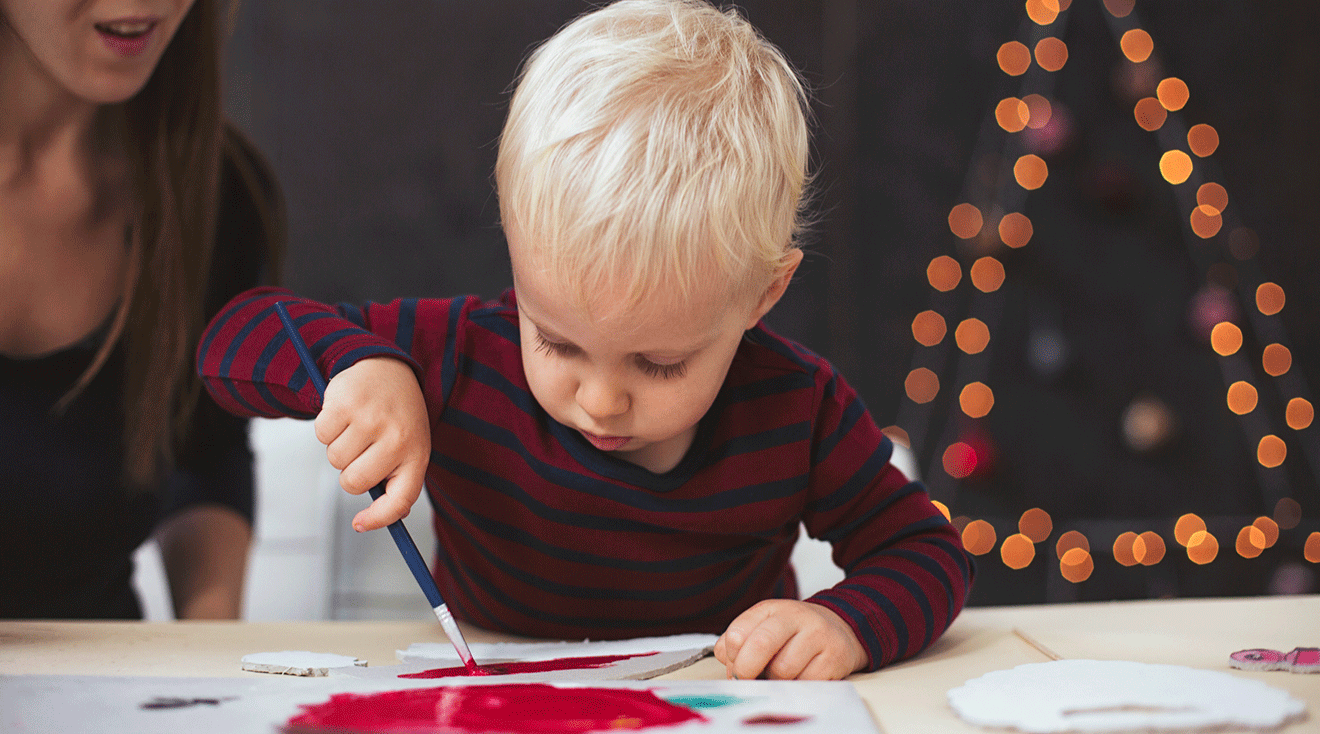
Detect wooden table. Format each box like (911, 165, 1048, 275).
(2, 595, 1316, 732)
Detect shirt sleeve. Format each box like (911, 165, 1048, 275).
(799, 363, 975, 670)
(196, 287, 481, 421)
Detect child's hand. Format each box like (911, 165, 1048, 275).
(314, 357, 431, 532)
(714, 599, 868, 680)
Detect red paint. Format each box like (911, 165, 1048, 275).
(743, 713, 811, 725)
(284, 682, 706, 733)
(400, 652, 657, 679)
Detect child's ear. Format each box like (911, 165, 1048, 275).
(747, 248, 804, 329)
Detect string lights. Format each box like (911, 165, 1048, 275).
(889, 0, 1320, 589)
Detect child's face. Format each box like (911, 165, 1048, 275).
(511, 247, 769, 475)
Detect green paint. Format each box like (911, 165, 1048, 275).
(662, 694, 747, 709)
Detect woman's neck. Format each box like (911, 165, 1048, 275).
(0, 31, 106, 189)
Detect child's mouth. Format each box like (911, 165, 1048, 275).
(580, 431, 630, 451)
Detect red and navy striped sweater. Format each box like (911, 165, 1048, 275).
(198, 286, 972, 669)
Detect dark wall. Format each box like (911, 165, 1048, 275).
(223, 1, 1320, 604)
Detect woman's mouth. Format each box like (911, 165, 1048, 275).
(95, 19, 158, 57)
(580, 431, 631, 451)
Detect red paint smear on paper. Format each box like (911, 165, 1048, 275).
(284, 682, 706, 733)
(399, 652, 658, 679)
(743, 713, 811, 725)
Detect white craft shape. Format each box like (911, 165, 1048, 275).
(948, 659, 1307, 733)
(240, 651, 366, 677)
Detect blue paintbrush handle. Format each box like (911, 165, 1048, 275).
(273, 302, 444, 610)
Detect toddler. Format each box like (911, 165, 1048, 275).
(199, 0, 971, 679)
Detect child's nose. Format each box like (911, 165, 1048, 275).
(576, 375, 629, 420)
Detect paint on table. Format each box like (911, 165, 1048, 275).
(283, 682, 706, 733)
(1229, 647, 1320, 673)
(398, 652, 658, 679)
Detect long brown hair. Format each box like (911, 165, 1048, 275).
(58, 0, 282, 487)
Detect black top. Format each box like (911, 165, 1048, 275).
(0, 136, 281, 619)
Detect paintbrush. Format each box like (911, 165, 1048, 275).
(273, 301, 477, 672)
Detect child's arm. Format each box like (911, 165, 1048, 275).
(197, 286, 443, 531)
(715, 363, 973, 680)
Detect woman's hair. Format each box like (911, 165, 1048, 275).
(495, 0, 811, 313)
(57, 0, 283, 487)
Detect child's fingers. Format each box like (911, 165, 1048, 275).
(716, 601, 775, 673)
(726, 607, 796, 681)
(351, 459, 426, 532)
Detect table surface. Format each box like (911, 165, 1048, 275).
(2, 595, 1317, 732)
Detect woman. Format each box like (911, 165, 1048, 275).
(1, 0, 284, 618)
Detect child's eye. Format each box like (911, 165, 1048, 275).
(534, 333, 577, 357)
(638, 358, 687, 380)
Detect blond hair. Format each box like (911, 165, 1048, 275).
(496, 0, 810, 312)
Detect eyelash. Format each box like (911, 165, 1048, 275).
(533, 333, 688, 380)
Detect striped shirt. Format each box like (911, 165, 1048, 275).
(199, 287, 972, 669)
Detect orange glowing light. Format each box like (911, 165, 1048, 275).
(1262, 343, 1292, 377)
(960, 382, 995, 419)
(1258, 435, 1287, 468)
(1120, 29, 1154, 63)
(1236, 526, 1264, 559)
(1133, 97, 1167, 131)
(1174, 513, 1207, 547)
(1305, 532, 1320, 564)
(1019, 508, 1053, 543)
(1023, 94, 1053, 129)
(1188, 124, 1220, 157)
(931, 499, 952, 522)
(905, 368, 940, 404)
(1055, 530, 1089, 560)
(1157, 77, 1190, 111)
(1015, 154, 1049, 190)
(1001, 533, 1036, 570)
(1060, 548, 1093, 583)
(1034, 37, 1068, 72)
(928, 255, 962, 292)
(1287, 398, 1314, 430)
(1025, 0, 1059, 26)
(1187, 530, 1218, 565)
(944, 442, 978, 479)
(1190, 206, 1222, 238)
(1210, 321, 1243, 356)
(949, 203, 984, 239)
(998, 212, 1033, 248)
(1256, 282, 1285, 315)
(996, 97, 1030, 133)
(1103, 0, 1134, 17)
(912, 310, 947, 347)
(1252, 517, 1279, 548)
(1197, 183, 1228, 213)
(962, 519, 996, 555)
(998, 42, 1032, 76)
(955, 318, 991, 354)
(1226, 381, 1258, 415)
(1137, 531, 1166, 565)
(1159, 150, 1193, 185)
(1276, 498, 1302, 530)
(1113, 532, 1139, 567)
(970, 257, 1006, 293)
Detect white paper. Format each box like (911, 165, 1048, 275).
(0, 675, 877, 733)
